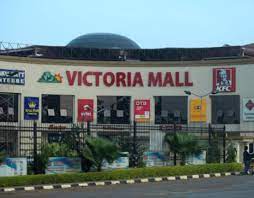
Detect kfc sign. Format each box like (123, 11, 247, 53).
(213, 68, 236, 92)
(78, 99, 94, 122)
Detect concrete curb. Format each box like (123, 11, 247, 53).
(0, 172, 241, 193)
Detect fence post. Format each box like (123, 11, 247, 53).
(87, 121, 91, 136)
(173, 123, 177, 166)
(133, 120, 137, 166)
(223, 126, 226, 163)
(33, 121, 38, 174)
(208, 123, 212, 146)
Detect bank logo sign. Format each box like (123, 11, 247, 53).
(38, 72, 63, 83)
(213, 68, 236, 92)
(24, 97, 39, 120)
(0, 69, 25, 85)
(243, 98, 254, 121)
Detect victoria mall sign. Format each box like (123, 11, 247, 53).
(66, 71, 193, 87)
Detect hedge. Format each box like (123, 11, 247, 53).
(0, 163, 242, 187)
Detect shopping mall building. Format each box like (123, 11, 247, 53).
(1, 33, 254, 161)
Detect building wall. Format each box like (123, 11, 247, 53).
(0, 57, 254, 132)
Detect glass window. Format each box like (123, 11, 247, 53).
(155, 96, 188, 124)
(0, 93, 19, 122)
(97, 96, 130, 124)
(42, 94, 73, 123)
(211, 95, 240, 124)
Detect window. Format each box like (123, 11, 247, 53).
(42, 94, 73, 123)
(155, 96, 188, 124)
(211, 95, 240, 124)
(97, 96, 130, 124)
(0, 93, 19, 122)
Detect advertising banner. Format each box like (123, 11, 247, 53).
(134, 99, 150, 122)
(24, 97, 39, 120)
(243, 98, 254, 121)
(186, 151, 206, 165)
(102, 152, 129, 170)
(143, 152, 171, 167)
(0, 158, 27, 177)
(78, 99, 94, 122)
(0, 69, 25, 85)
(46, 157, 81, 174)
(213, 68, 236, 92)
(190, 98, 207, 122)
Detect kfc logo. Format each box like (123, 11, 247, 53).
(213, 68, 236, 92)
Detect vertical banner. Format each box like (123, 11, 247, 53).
(134, 99, 150, 122)
(190, 98, 207, 122)
(78, 99, 94, 122)
(243, 98, 254, 121)
(213, 67, 236, 92)
(24, 97, 39, 120)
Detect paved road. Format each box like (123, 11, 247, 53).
(2, 175, 254, 198)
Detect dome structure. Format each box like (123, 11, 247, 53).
(67, 33, 141, 49)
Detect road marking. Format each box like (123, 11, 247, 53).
(43, 185, 54, 190)
(215, 173, 221, 177)
(140, 178, 149, 183)
(24, 186, 35, 191)
(180, 176, 187, 180)
(61, 184, 71, 188)
(3, 188, 15, 192)
(111, 181, 120, 185)
(203, 174, 210, 178)
(78, 183, 88, 187)
(167, 176, 176, 180)
(225, 172, 231, 176)
(126, 180, 135, 184)
(95, 182, 105, 186)
(192, 175, 199, 179)
(154, 177, 162, 182)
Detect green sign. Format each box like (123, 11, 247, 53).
(38, 72, 63, 83)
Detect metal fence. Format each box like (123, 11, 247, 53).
(0, 121, 251, 172)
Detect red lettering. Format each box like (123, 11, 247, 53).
(184, 72, 193, 86)
(83, 72, 92, 86)
(94, 72, 102, 87)
(127, 72, 131, 86)
(103, 72, 115, 87)
(148, 72, 162, 87)
(175, 72, 184, 86)
(132, 72, 144, 87)
(116, 72, 126, 87)
(66, 71, 77, 86)
(163, 72, 174, 87)
(78, 71, 82, 86)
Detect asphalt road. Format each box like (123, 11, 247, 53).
(2, 175, 254, 198)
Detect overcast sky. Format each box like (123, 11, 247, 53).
(1, 0, 254, 48)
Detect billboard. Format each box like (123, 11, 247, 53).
(24, 97, 39, 120)
(0, 158, 27, 176)
(46, 157, 81, 174)
(102, 152, 129, 170)
(243, 98, 254, 121)
(190, 98, 207, 122)
(78, 99, 94, 122)
(134, 99, 150, 122)
(0, 69, 25, 85)
(213, 68, 236, 92)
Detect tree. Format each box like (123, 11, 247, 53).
(81, 137, 120, 171)
(226, 142, 237, 163)
(0, 151, 5, 164)
(164, 133, 203, 165)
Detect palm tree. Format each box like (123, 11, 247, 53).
(164, 133, 203, 165)
(81, 137, 120, 171)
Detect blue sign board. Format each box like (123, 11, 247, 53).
(24, 97, 39, 120)
(0, 69, 25, 85)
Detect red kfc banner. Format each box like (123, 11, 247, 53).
(78, 99, 94, 122)
(213, 68, 236, 92)
(134, 99, 150, 122)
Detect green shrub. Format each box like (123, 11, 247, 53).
(0, 163, 242, 187)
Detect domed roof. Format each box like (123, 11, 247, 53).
(67, 33, 141, 49)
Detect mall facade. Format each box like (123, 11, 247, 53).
(1, 33, 254, 162)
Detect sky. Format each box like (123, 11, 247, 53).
(1, 0, 254, 49)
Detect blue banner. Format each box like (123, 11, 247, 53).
(24, 97, 39, 120)
(0, 69, 25, 85)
